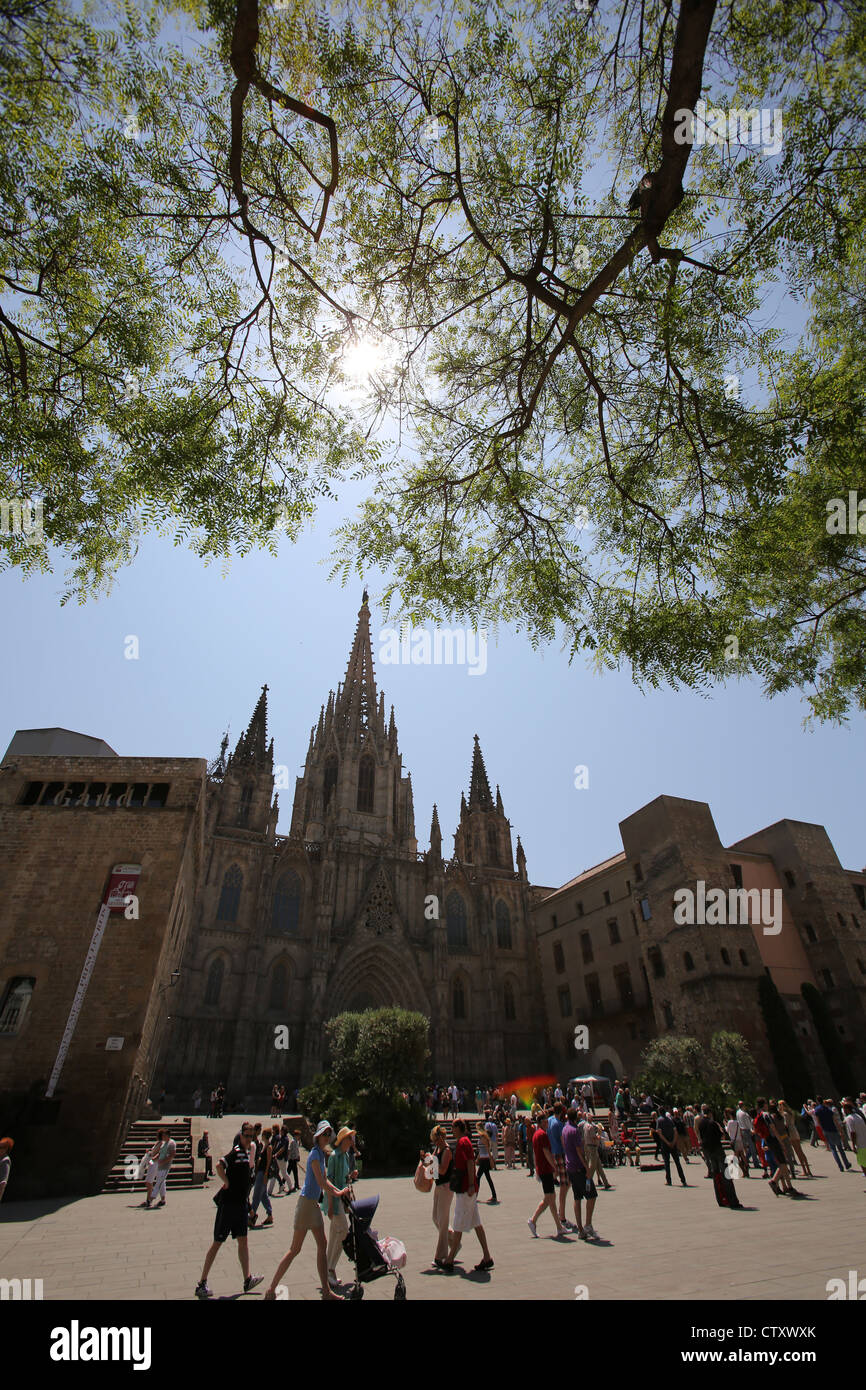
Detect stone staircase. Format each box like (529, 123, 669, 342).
(102, 1118, 206, 1193)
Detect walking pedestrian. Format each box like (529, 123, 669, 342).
(564, 1107, 601, 1240)
(475, 1121, 498, 1202)
(426, 1126, 454, 1267)
(286, 1130, 301, 1192)
(270, 1125, 289, 1195)
(195, 1122, 263, 1298)
(139, 1128, 175, 1209)
(842, 1102, 866, 1176)
(812, 1098, 852, 1172)
(527, 1113, 566, 1237)
(581, 1113, 611, 1191)
(546, 1102, 572, 1229)
(653, 1112, 688, 1187)
(443, 1119, 494, 1272)
(249, 1126, 274, 1226)
(322, 1126, 358, 1291)
(697, 1105, 743, 1208)
(503, 1118, 516, 1169)
(724, 1108, 749, 1178)
(264, 1121, 349, 1301)
(778, 1100, 812, 1177)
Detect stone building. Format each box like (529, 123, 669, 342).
(0, 736, 205, 1196)
(161, 595, 546, 1103)
(533, 794, 866, 1092)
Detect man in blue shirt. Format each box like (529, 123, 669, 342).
(546, 1103, 573, 1230)
(814, 1098, 852, 1171)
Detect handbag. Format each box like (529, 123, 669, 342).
(413, 1160, 433, 1193)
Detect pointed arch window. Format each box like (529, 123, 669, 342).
(452, 976, 467, 1020)
(323, 756, 338, 814)
(683, 951, 695, 972)
(269, 961, 289, 1011)
(504, 979, 516, 1021)
(495, 900, 512, 950)
(357, 755, 375, 813)
(272, 870, 301, 934)
(205, 956, 225, 1006)
(217, 865, 243, 922)
(487, 823, 498, 865)
(238, 784, 253, 827)
(0, 976, 35, 1035)
(446, 891, 468, 951)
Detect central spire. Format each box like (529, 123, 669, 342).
(468, 733, 493, 808)
(334, 592, 378, 734)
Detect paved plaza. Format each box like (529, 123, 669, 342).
(1, 1115, 863, 1303)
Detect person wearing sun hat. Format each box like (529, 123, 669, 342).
(264, 1120, 350, 1301)
(321, 1126, 359, 1289)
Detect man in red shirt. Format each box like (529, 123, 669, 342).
(528, 1112, 566, 1237)
(444, 1119, 494, 1272)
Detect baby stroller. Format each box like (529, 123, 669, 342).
(340, 1191, 407, 1300)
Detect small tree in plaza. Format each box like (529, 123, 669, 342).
(707, 1031, 759, 1100)
(298, 1008, 431, 1170)
(326, 1007, 430, 1097)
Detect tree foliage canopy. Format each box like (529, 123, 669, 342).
(2, 0, 864, 717)
(325, 1005, 430, 1095)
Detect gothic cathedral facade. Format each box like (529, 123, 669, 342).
(161, 596, 549, 1102)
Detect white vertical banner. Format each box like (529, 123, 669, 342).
(45, 902, 111, 1098)
(44, 863, 141, 1099)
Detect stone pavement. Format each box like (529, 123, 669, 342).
(1, 1114, 864, 1302)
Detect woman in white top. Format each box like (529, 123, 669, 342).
(724, 1107, 748, 1178)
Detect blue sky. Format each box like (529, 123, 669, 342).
(2, 497, 863, 889)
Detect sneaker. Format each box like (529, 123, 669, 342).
(156, 1199, 166, 1208)
(137, 1201, 151, 1209)
(578, 1228, 589, 1240)
(585, 1224, 599, 1239)
(195, 1281, 212, 1299)
(243, 1274, 263, 1293)
(527, 1218, 538, 1238)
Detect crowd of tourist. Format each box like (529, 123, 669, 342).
(125, 1075, 852, 1298)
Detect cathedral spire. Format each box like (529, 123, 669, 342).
(429, 803, 442, 861)
(468, 734, 493, 808)
(335, 593, 377, 733)
(233, 684, 270, 763)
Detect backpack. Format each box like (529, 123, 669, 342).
(753, 1111, 772, 1141)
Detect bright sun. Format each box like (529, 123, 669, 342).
(342, 337, 389, 382)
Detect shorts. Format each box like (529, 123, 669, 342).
(539, 1172, 555, 1195)
(569, 1170, 597, 1201)
(552, 1154, 568, 1186)
(294, 1195, 324, 1233)
(452, 1192, 482, 1232)
(213, 1200, 248, 1243)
